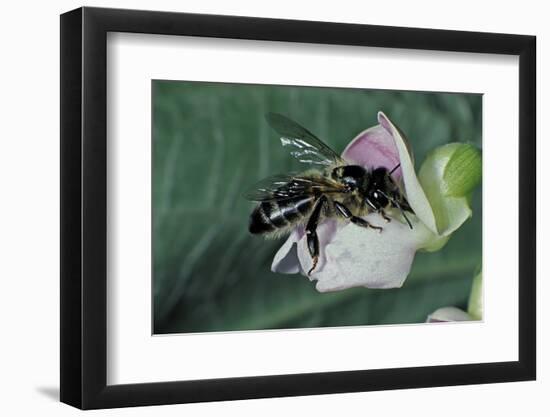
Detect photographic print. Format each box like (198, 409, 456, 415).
(60, 8, 535, 407)
(152, 81, 482, 334)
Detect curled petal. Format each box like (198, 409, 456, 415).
(427, 306, 472, 323)
(377, 112, 439, 235)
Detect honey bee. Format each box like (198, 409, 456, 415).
(245, 113, 414, 275)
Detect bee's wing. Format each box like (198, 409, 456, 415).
(244, 174, 344, 202)
(266, 113, 347, 167)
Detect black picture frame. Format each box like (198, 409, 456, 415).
(60, 6, 536, 410)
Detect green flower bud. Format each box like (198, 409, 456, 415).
(443, 144, 482, 197)
(418, 143, 482, 236)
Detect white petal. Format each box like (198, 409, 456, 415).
(378, 112, 438, 235)
(295, 220, 339, 279)
(301, 213, 436, 292)
(271, 227, 304, 274)
(427, 306, 472, 322)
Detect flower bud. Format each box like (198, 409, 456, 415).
(418, 143, 482, 236)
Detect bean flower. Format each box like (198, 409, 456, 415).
(272, 112, 482, 292)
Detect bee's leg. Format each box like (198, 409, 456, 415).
(334, 201, 383, 233)
(305, 196, 327, 276)
(378, 209, 392, 223)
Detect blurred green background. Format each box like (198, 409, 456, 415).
(152, 80, 482, 334)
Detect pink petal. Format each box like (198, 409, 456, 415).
(342, 125, 402, 180)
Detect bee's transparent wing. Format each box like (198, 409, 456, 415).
(244, 174, 312, 202)
(266, 113, 346, 166)
(244, 174, 342, 202)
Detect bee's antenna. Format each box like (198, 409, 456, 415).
(396, 203, 413, 229)
(389, 163, 401, 175)
(378, 190, 413, 230)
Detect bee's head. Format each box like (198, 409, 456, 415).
(331, 165, 367, 189)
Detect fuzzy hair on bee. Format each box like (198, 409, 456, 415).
(245, 113, 414, 275)
(248, 170, 333, 239)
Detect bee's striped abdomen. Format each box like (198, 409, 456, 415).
(249, 196, 313, 235)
